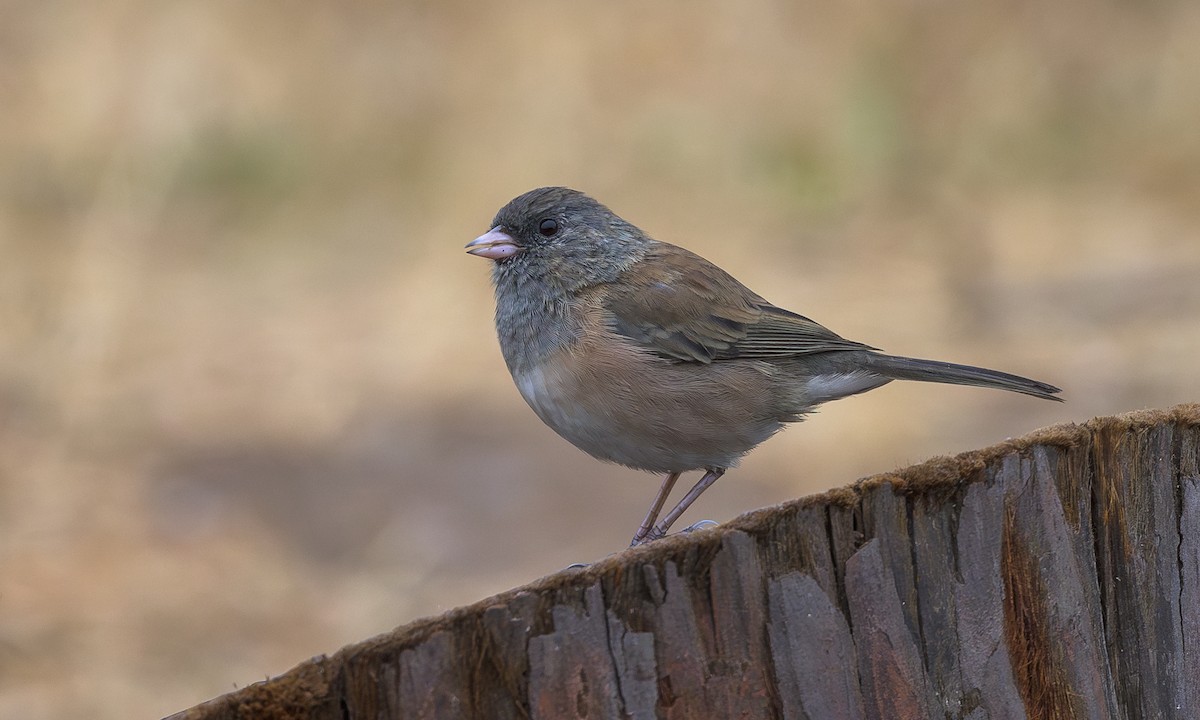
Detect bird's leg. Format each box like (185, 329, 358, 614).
(644, 468, 726, 543)
(630, 471, 681, 546)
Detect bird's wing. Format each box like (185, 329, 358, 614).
(600, 243, 874, 364)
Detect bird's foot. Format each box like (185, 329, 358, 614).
(629, 519, 719, 546)
(629, 528, 664, 547)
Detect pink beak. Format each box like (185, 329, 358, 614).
(465, 227, 522, 260)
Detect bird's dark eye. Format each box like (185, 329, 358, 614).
(538, 218, 560, 237)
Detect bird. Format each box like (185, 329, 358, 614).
(465, 187, 1062, 546)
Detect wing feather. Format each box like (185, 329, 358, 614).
(600, 243, 874, 364)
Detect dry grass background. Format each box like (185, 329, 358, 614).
(2, 0, 1198, 717)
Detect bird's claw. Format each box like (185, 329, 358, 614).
(629, 519, 719, 546)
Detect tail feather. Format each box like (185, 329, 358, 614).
(864, 354, 1063, 402)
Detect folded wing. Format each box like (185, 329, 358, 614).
(602, 243, 874, 364)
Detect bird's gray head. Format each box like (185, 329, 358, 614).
(465, 187, 651, 292)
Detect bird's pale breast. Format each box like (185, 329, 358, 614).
(511, 333, 791, 474)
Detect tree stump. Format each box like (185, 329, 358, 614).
(171, 404, 1200, 719)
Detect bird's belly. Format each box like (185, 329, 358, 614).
(512, 352, 787, 473)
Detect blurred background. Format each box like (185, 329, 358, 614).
(3, 0, 1198, 716)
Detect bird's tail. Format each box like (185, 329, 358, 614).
(863, 353, 1063, 401)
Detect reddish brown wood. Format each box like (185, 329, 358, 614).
(169, 405, 1200, 720)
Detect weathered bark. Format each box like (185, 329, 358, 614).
(170, 405, 1200, 720)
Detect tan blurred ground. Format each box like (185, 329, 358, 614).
(2, 1, 1198, 717)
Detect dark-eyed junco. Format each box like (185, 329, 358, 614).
(466, 187, 1062, 546)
